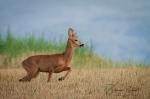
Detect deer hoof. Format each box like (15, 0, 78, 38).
(58, 77, 64, 81)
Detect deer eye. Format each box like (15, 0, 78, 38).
(75, 40, 78, 41)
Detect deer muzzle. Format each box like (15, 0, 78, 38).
(80, 44, 84, 47)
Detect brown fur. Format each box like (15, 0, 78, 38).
(19, 28, 84, 82)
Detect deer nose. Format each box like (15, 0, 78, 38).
(80, 44, 84, 47)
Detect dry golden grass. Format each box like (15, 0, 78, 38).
(0, 67, 150, 99)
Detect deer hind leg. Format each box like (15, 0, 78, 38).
(19, 74, 32, 82)
(19, 63, 39, 82)
(30, 67, 39, 78)
(19, 65, 32, 82)
(58, 67, 71, 81)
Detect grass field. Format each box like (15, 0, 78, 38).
(0, 32, 150, 99)
(0, 68, 150, 99)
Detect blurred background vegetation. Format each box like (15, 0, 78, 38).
(0, 30, 147, 69)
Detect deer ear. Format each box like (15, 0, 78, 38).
(68, 28, 75, 38)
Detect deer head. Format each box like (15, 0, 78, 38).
(68, 28, 84, 48)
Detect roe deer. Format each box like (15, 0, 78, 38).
(19, 28, 84, 82)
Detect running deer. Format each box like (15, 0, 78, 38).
(19, 28, 84, 82)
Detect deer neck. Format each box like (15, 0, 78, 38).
(63, 39, 74, 64)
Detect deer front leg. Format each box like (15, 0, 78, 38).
(47, 68, 53, 82)
(58, 67, 71, 81)
(47, 72, 52, 82)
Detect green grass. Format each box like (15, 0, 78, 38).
(0, 32, 109, 68)
(0, 32, 63, 57)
